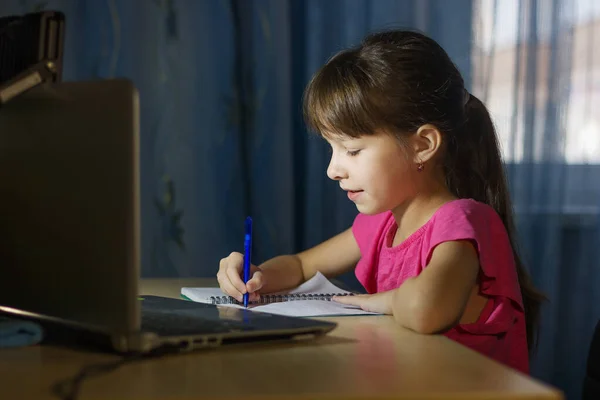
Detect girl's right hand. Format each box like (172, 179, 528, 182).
(217, 252, 264, 303)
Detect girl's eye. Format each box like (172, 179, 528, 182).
(347, 149, 361, 156)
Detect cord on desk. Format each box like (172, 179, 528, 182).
(50, 347, 179, 400)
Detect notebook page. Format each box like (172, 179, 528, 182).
(191, 300, 378, 317)
(244, 300, 377, 317)
(181, 272, 350, 303)
(203, 299, 377, 317)
(180, 272, 380, 317)
(286, 272, 353, 296)
(181, 287, 229, 303)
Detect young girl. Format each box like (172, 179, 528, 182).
(216, 29, 544, 374)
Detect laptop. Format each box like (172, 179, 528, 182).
(0, 79, 337, 354)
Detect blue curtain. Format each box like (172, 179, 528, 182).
(0, 0, 472, 284)
(2, 1, 598, 399)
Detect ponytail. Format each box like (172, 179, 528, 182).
(445, 93, 546, 352)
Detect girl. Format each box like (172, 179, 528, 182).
(216, 29, 544, 374)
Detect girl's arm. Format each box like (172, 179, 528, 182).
(390, 240, 480, 333)
(333, 240, 480, 334)
(217, 228, 362, 301)
(254, 227, 362, 293)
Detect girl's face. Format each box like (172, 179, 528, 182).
(325, 132, 420, 215)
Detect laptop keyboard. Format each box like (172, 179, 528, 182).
(141, 309, 255, 337)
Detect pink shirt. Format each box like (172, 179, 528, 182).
(352, 199, 529, 374)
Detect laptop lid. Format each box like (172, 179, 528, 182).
(0, 79, 337, 354)
(0, 79, 140, 334)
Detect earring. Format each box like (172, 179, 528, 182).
(417, 162, 424, 172)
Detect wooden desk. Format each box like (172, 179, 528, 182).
(0, 278, 563, 400)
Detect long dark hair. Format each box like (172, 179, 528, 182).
(303, 29, 546, 351)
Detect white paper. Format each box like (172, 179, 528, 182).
(181, 272, 378, 317)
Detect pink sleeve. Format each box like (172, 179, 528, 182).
(351, 211, 390, 256)
(422, 200, 524, 309)
(351, 212, 393, 293)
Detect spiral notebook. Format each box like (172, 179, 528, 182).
(180, 272, 379, 317)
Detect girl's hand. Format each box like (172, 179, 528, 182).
(217, 252, 264, 303)
(332, 290, 395, 314)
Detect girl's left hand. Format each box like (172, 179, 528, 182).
(332, 290, 395, 314)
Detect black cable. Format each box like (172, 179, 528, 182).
(50, 347, 176, 400)
(51, 355, 140, 400)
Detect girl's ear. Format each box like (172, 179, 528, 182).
(410, 124, 444, 164)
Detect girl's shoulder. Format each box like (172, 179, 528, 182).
(431, 198, 504, 229)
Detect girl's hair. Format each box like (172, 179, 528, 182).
(303, 29, 546, 351)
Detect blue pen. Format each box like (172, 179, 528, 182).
(242, 216, 253, 308)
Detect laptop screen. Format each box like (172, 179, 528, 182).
(0, 79, 141, 333)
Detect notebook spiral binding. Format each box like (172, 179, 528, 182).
(209, 292, 354, 305)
